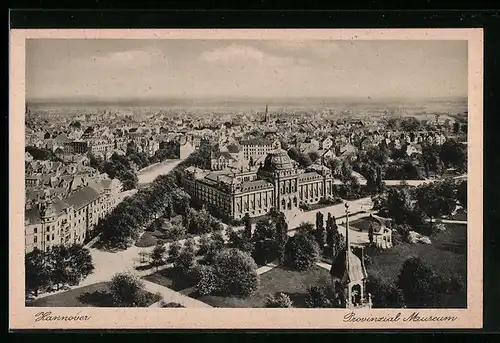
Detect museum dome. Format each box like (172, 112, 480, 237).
(263, 149, 293, 170)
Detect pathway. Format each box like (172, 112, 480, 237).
(142, 279, 213, 308)
(137, 159, 183, 186)
(256, 262, 279, 275)
(315, 261, 332, 271)
(426, 219, 467, 225)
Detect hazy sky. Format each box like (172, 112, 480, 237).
(26, 39, 468, 100)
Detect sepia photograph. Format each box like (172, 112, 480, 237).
(9, 29, 483, 330)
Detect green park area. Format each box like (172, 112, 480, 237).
(365, 223, 467, 308)
(195, 266, 330, 308)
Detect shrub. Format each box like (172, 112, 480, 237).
(194, 264, 220, 296)
(396, 256, 443, 308)
(197, 234, 212, 256)
(284, 231, 320, 271)
(183, 238, 197, 254)
(392, 224, 412, 245)
(229, 218, 243, 226)
(265, 292, 294, 308)
(150, 243, 166, 270)
(174, 249, 196, 273)
(299, 203, 312, 211)
(135, 232, 157, 248)
(109, 272, 150, 307)
(305, 285, 333, 308)
(167, 242, 182, 263)
(366, 273, 405, 308)
(252, 239, 279, 266)
(161, 302, 184, 308)
(212, 248, 259, 297)
(162, 223, 187, 241)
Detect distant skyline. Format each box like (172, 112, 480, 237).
(26, 39, 468, 101)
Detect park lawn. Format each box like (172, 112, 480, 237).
(365, 223, 467, 308)
(349, 218, 373, 232)
(195, 266, 330, 308)
(142, 267, 197, 294)
(26, 282, 159, 307)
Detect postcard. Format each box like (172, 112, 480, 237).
(9, 28, 483, 330)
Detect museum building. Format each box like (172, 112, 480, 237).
(182, 149, 336, 220)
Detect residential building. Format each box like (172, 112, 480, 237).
(24, 177, 122, 253)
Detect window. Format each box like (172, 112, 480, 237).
(52, 234, 55, 240)
(34, 236, 37, 243)
(34, 228, 37, 234)
(47, 235, 50, 241)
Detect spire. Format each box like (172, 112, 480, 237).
(265, 104, 269, 122)
(345, 202, 350, 275)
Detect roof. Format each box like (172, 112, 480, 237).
(25, 206, 42, 225)
(211, 151, 236, 160)
(298, 171, 322, 182)
(64, 186, 101, 210)
(226, 143, 240, 153)
(240, 179, 273, 192)
(330, 245, 368, 282)
(240, 139, 273, 146)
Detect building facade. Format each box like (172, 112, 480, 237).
(24, 178, 122, 253)
(182, 149, 335, 220)
(240, 138, 281, 162)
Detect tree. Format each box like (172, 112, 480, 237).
(439, 140, 467, 172)
(326, 213, 335, 248)
(174, 248, 196, 273)
(272, 210, 289, 264)
(69, 121, 82, 129)
(253, 217, 276, 241)
(242, 213, 252, 240)
(194, 264, 219, 296)
(421, 144, 441, 178)
(109, 272, 150, 307)
(368, 225, 374, 245)
(212, 248, 259, 297)
(197, 234, 213, 256)
(401, 117, 422, 132)
(367, 274, 405, 308)
(308, 151, 320, 163)
(227, 226, 253, 254)
(49, 244, 94, 290)
(284, 231, 320, 271)
(25, 248, 51, 297)
(265, 293, 294, 308)
(211, 232, 226, 251)
(386, 186, 415, 225)
(305, 285, 333, 308)
(415, 181, 456, 225)
(396, 256, 443, 308)
(252, 239, 279, 266)
(171, 188, 191, 216)
(150, 242, 166, 271)
(453, 122, 461, 134)
(98, 212, 140, 250)
(183, 238, 197, 255)
(167, 242, 182, 263)
(315, 211, 325, 248)
(25, 146, 59, 161)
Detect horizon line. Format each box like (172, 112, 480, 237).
(27, 95, 468, 104)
